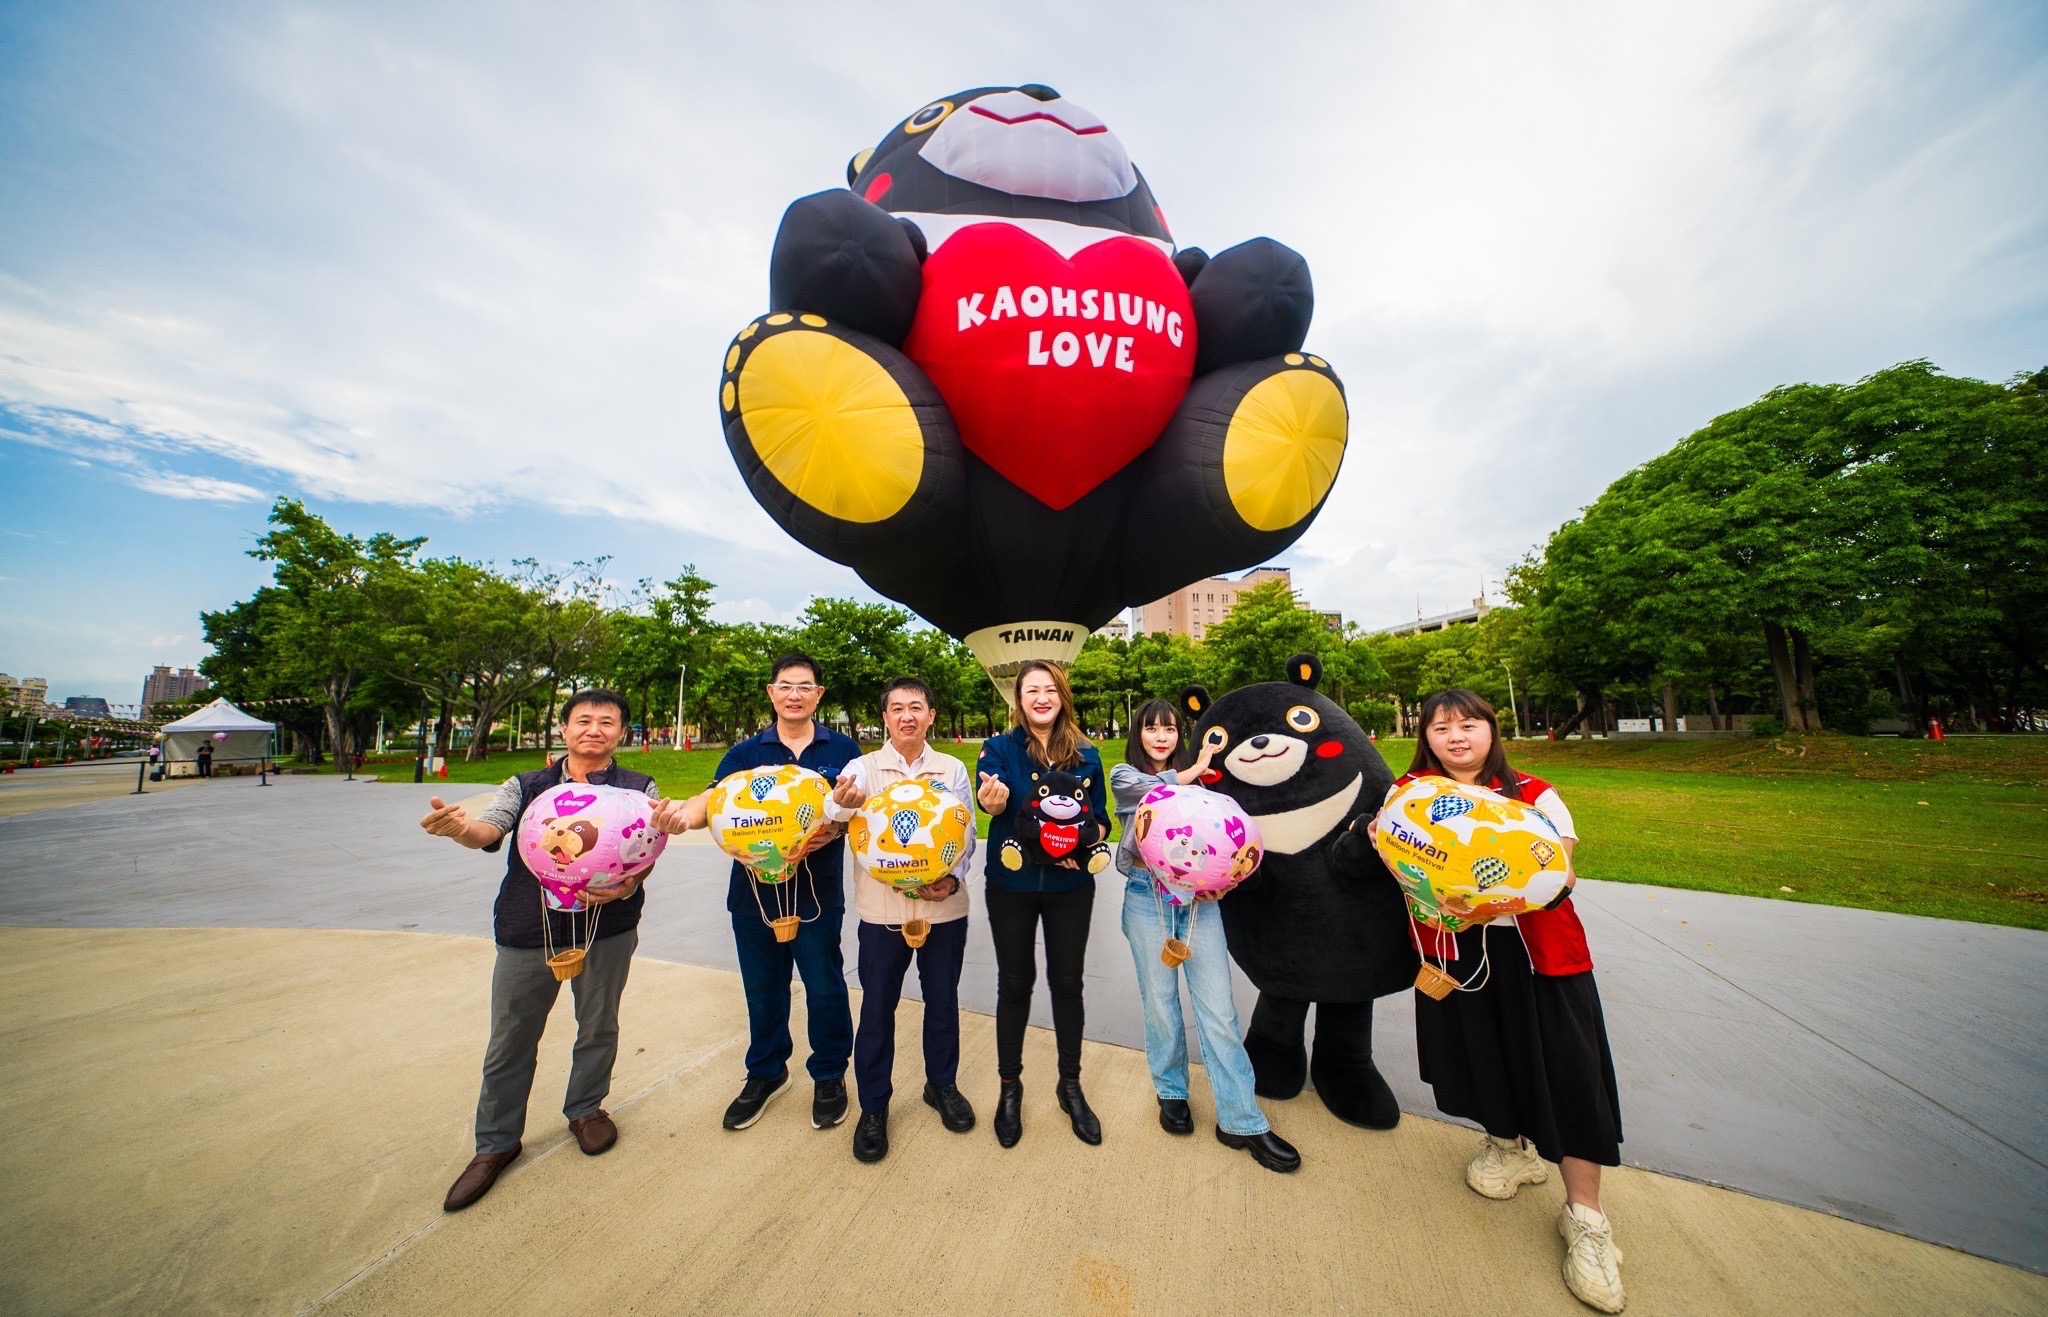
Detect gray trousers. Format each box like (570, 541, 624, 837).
(474, 929, 637, 1154)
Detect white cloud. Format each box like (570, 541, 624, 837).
(0, 0, 2040, 631)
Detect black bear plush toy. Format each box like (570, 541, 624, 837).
(1183, 654, 1417, 1128)
(998, 768, 1112, 874)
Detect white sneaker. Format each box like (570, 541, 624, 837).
(1558, 1202, 1626, 1313)
(1466, 1135, 1548, 1200)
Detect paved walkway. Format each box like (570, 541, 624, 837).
(7, 925, 2042, 1315)
(2, 772, 2044, 1275)
(0, 757, 193, 817)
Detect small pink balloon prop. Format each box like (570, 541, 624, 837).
(516, 783, 667, 911)
(1131, 783, 1264, 905)
(212, 732, 228, 742)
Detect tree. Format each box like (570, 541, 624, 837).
(248, 499, 423, 765)
(792, 597, 913, 733)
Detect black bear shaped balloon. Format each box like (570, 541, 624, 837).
(1183, 654, 1418, 1129)
(719, 85, 1350, 684)
(1000, 767, 1111, 874)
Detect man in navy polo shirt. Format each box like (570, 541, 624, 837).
(687, 653, 861, 1133)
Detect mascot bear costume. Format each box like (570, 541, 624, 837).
(1183, 654, 1417, 1128)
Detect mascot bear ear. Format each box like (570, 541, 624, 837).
(846, 148, 874, 187)
(1286, 652, 1323, 689)
(1181, 685, 1211, 718)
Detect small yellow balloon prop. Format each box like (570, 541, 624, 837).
(849, 779, 972, 893)
(707, 764, 833, 883)
(1372, 775, 1574, 935)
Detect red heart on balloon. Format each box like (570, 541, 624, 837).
(903, 223, 1198, 510)
(1038, 822, 1081, 857)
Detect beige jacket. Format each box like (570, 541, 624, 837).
(824, 742, 975, 926)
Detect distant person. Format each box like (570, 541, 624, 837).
(1363, 689, 1626, 1313)
(824, 676, 977, 1163)
(196, 740, 213, 778)
(1111, 700, 1298, 1173)
(975, 660, 1108, 1148)
(675, 653, 860, 1134)
(419, 689, 683, 1212)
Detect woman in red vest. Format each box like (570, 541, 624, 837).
(1370, 689, 1626, 1313)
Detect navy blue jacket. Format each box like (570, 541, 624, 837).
(713, 722, 862, 918)
(976, 726, 1109, 894)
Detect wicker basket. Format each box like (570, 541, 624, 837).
(770, 914, 802, 943)
(902, 918, 931, 949)
(547, 948, 586, 981)
(1160, 938, 1192, 969)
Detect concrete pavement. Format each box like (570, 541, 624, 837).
(5, 925, 2043, 1315)
(1, 771, 2044, 1275)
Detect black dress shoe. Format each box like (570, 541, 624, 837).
(853, 1109, 888, 1162)
(994, 1079, 1023, 1148)
(722, 1070, 790, 1130)
(1157, 1098, 1194, 1136)
(1217, 1126, 1301, 1173)
(923, 1082, 976, 1133)
(813, 1077, 849, 1129)
(1055, 1078, 1102, 1145)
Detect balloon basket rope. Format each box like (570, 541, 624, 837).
(770, 915, 802, 943)
(1160, 938, 1191, 969)
(547, 948, 587, 982)
(902, 918, 931, 949)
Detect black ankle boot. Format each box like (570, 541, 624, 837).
(1157, 1098, 1194, 1136)
(1055, 1078, 1102, 1145)
(994, 1080, 1023, 1148)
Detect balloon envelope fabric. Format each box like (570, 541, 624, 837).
(1371, 775, 1573, 933)
(706, 764, 833, 882)
(849, 779, 973, 892)
(1131, 782, 1264, 904)
(719, 84, 1350, 686)
(516, 783, 668, 912)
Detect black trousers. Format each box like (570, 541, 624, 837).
(984, 880, 1095, 1081)
(854, 918, 967, 1113)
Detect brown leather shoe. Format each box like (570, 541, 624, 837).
(569, 1109, 617, 1155)
(443, 1144, 520, 1211)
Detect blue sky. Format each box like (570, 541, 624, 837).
(4, 0, 2045, 702)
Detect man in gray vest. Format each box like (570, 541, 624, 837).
(419, 689, 681, 1211)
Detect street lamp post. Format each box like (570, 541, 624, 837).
(673, 665, 688, 750)
(1502, 662, 1520, 739)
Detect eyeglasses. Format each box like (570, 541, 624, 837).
(770, 683, 821, 695)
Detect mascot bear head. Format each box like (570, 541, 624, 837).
(843, 84, 1172, 242)
(1181, 653, 1392, 855)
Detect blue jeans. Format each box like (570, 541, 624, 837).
(731, 908, 853, 1081)
(1119, 881, 1268, 1135)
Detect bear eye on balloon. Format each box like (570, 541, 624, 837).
(904, 101, 953, 134)
(1286, 705, 1322, 734)
(1203, 727, 1230, 752)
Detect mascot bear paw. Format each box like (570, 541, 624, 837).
(998, 838, 1025, 871)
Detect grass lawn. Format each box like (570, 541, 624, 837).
(345, 733, 2048, 933)
(1376, 736, 2048, 932)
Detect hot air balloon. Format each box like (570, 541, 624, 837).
(1130, 781, 1263, 966)
(719, 84, 1348, 688)
(705, 764, 833, 942)
(515, 782, 668, 979)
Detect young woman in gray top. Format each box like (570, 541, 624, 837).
(1112, 700, 1299, 1172)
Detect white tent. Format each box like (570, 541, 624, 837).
(158, 698, 276, 776)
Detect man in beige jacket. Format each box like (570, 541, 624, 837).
(826, 676, 977, 1162)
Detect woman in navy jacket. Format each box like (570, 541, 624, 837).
(975, 659, 1110, 1148)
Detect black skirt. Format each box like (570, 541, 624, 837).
(1414, 921, 1623, 1166)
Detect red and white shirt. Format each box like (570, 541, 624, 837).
(1394, 770, 1593, 977)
